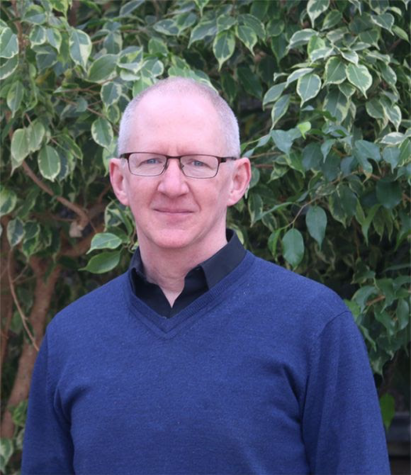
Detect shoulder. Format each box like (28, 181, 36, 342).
(47, 271, 130, 337)
(246, 253, 350, 331)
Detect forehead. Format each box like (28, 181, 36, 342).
(125, 92, 225, 153)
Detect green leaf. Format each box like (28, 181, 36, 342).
(88, 232, 122, 253)
(271, 94, 290, 127)
(382, 147, 401, 170)
(28, 120, 45, 153)
(324, 56, 346, 85)
(321, 139, 335, 160)
(0, 438, 14, 473)
(288, 29, 317, 49)
(285, 68, 314, 87)
(379, 394, 395, 430)
(81, 251, 121, 274)
(248, 193, 264, 225)
(236, 25, 258, 54)
(346, 64, 373, 98)
(392, 25, 409, 42)
(340, 49, 359, 64)
(217, 16, 236, 33)
(385, 105, 402, 131)
(29, 25, 46, 46)
(23, 5, 46, 25)
(397, 299, 410, 331)
(148, 38, 168, 57)
(0, 56, 18, 80)
(302, 143, 322, 170)
(6, 80, 24, 116)
(11, 128, 30, 169)
(307, 35, 326, 56)
(101, 82, 121, 107)
(7, 218, 24, 247)
(239, 14, 265, 39)
(376, 179, 402, 209)
(46, 28, 62, 52)
(194, 0, 210, 15)
(213, 31, 235, 70)
(50, 0, 70, 14)
(88, 54, 118, 83)
(266, 19, 284, 37)
(22, 221, 41, 257)
(91, 117, 114, 149)
(380, 132, 406, 146)
(296, 73, 321, 105)
(38, 145, 61, 182)
(0, 187, 17, 217)
(189, 20, 217, 46)
(365, 97, 385, 119)
(307, 0, 330, 26)
(69, 29, 92, 70)
(309, 46, 334, 62)
(263, 82, 286, 107)
(360, 204, 380, 245)
(379, 63, 397, 85)
(339, 82, 356, 98)
(339, 185, 357, 217)
(270, 35, 288, 62)
(119, 0, 144, 16)
(0, 27, 19, 59)
(322, 10, 342, 30)
(355, 140, 381, 162)
(323, 88, 349, 123)
(370, 13, 394, 33)
(153, 19, 179, 36)
(282, 229, 304, 267)
(237, 66, 262, 99)
(297, 121, 311, 139)
(271, 130, 294, 155)
(306, 206, 327, 247)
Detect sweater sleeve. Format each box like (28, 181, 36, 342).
(21, 332, 74, 474)
(302, 311, 390, 475)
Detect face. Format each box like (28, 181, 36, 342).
(110, 92, 250, 259)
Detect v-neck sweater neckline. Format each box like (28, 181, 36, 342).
(123, 251, 257, 339)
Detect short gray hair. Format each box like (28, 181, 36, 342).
(118, 77, 240, 157)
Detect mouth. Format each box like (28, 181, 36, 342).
(154, 208, 194, 214)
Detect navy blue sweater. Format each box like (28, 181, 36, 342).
(22, 253, 390, 474)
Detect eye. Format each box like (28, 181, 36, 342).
(145, 158, 160, 165)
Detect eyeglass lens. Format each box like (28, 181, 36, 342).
(127, 153, 220, 178)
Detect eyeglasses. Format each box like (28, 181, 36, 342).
(119, 152, 238, 179)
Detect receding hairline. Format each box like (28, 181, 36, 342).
(118, 77, 240, 156)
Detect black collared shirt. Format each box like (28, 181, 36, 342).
(129, 230, 246, 318)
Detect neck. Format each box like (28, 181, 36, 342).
(138, 236, 227, 307)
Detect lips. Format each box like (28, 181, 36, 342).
(155, 209, 193, 214)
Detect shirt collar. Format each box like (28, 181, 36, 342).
(129, 229, 245, 290)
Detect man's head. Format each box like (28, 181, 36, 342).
(110, 77, 251, 260)
(118, 77, 241, 158)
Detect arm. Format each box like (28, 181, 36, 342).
(21, 332, 74, 474)
(302, 312, 390, 475)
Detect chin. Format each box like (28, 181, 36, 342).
(149, 230, 198, 250)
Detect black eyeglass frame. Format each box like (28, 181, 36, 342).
(119, 152, 238, 179)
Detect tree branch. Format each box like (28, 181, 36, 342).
(21, 162, 89, 230)
(7, 251, 39, 352)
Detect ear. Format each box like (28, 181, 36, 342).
(227, 157, 251, 207)
(109, 158, 130, 206)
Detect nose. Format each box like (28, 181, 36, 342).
(157, 158, 189, 197)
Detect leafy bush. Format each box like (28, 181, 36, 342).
(1, 0, 409, 471)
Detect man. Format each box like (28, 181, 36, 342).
(22, 77, 390, 474)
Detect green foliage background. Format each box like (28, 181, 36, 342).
(0, 0, 410, 471)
